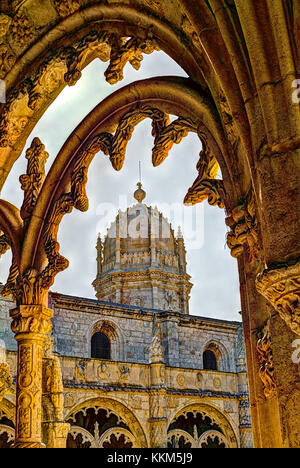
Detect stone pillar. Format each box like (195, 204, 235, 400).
(238, 256, 275, 448)
(236, 324, 253, 448)
(10, 305, 53, 448)
(149, 364, 168, 449)
(238, 254, 300, 448)
(42, 340, 70, 448)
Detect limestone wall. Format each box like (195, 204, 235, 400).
(0, 293, 243, 374)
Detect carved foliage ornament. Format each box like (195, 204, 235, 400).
(1, 138, 49, 303)
(0, 29, 159, 148)
(20, 137, 49, 225)
(184, 130, 225, 208)
(29, 105, 197, 298)
(256, 262, 300, 336)
(226, 189, 260, 263)
(256, 319, 277, 399)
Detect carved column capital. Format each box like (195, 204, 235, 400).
(256, 262, 300, 336)
(10, 305, 53, 338)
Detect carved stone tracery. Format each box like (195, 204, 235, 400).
(0, 29, 160, 150)
(20, 137, 49, 225)
(0, 232, 10, 257)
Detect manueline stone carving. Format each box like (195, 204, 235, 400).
(256, 261, 300, 336)
(105, 34, 160, 85)
(108, 105, 170, 171)
(152, 117, 197, 167)
(184, 132, 225, 208)
(226, 189, 260, 263)
(256, 320, 277, 399)
(64, 31, 112, 86)
(0, 29, 159, 149)
(20, 137, 49, 225)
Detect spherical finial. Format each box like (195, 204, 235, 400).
(134, 182, 146, 203)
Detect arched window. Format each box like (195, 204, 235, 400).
(91, 332, 111, 360)
(203, 349, 218, 371)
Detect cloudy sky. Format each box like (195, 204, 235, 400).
(0, 52, 241, 322)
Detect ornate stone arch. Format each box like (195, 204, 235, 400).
(65, 397, 148, 448)
(0, 75, 237, 309)
(99, 427, 137, 448)
(88, 318, 125, 361)
(168, 402, 239, 449)
(202, 340, 231, 373)
(0, 4, 209, 191)
(167, 429, 197, 448)
(198, 430, 229, 448)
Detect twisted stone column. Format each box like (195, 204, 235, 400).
(10, 305, 53, 448)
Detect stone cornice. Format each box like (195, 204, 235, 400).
(62, 380, 239, 400)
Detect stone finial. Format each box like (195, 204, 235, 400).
(177, 226, 183, 239)
(134, 182, 146, 203)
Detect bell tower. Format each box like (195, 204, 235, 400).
(92, 184, 193, 314)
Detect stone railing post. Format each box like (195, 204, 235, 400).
(10, 305, 53, 448)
